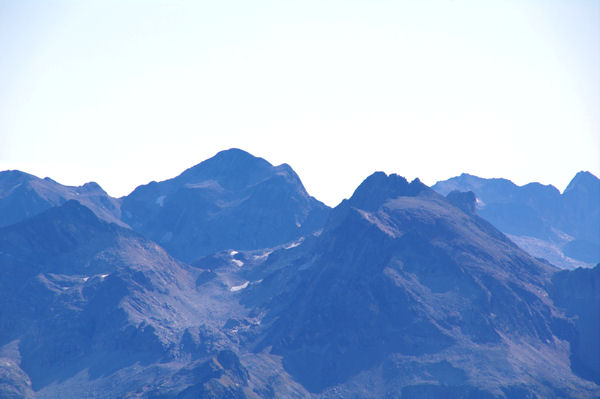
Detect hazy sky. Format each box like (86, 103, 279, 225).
(1, 0, 598, 206)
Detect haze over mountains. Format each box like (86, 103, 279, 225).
(433, 172, 600, 268)
(0, 149, 598, 398)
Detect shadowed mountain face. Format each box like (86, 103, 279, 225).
(121, 148, 330, 262)
(242, 172, 597, 397)
(432, 172, 600, 268)
(0, 170, 124, 228)
(549, 264, 600, 385)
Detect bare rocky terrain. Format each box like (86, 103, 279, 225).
(0, 149, 598, 398)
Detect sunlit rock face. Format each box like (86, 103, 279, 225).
(243, 172, 597, 397)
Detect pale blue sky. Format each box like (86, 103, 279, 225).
(1, 0, 598, 206)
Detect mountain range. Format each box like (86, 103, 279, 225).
(433, 172, 600, 268)
(0, 149, 598, 398)
(0, 170, 123, 228)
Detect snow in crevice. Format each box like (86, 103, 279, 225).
(229, 250, 238, 256)
(100, 274, 110, 280)
(284, 238, 304, 250)
(230, 281, 249, 292)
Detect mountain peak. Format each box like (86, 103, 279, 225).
(121, 149, 330, 261)
(80, 181, 106, 194)
(0, 169, 34, 178)
(177, 148, 274, 190)
(349, 172, 428, 211)
(214, 147, 260, 159)
(564, 171, 600, 195)
(208, 148, 271, 168)
(205, 148, 271, 168)
(0, 170, 36, 192)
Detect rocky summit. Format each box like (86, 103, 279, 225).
(0, 150, 598, 398)
(121, 148, 330, 262)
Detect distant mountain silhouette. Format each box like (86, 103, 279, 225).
(0, 170, 123, 227)
(241, 172, 597, 397)
(433, 172, 600, 268)
(121, 148, 330, 262)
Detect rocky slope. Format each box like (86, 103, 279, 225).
(0, 201, 307, 398)
(240, 172, 599, 398)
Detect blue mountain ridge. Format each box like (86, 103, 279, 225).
(433, 172, 600, 268)
(0, 150, 597, 398)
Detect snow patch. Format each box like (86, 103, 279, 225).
(229, 250, 238, 256)
(507, 234, 589, 269)
(284, 238, 304, 250)
(232, 259, 244, 267)
(100, 274, 109, 279)
(295, 221, 301, 228)
(253, 250, 272, 260)
(82, 277, 89, 282)
(184, 180, 223, 190)
(230, 281, 249, 292)
(156, 195, 166, 207)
